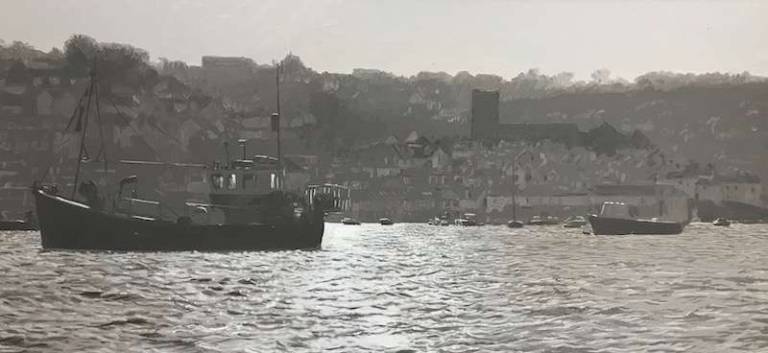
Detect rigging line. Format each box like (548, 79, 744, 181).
(38, 84, 92, 182)
(94, 80, 108, 174)
(72, 75, 95, 199)
(37, 131, 76, 182)
(104, 95, 143, 137)
(103, 95, 182, 148)
(64, 86, 88, 132)
(148, 118, 183, 146)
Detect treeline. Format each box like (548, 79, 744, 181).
(3, 35, 764, 98)
(2, 35, 766, 154)
(1, 35, 160, 91)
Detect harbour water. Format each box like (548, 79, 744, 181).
(2, 223, 768, 352)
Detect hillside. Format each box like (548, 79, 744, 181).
(500, 83, 768, 186)
(1, 35, 767, 188)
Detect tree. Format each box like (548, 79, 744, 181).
(64, 34, 98, 74)
(553, 72, 574, 87)
(48, 47, 64, 61)
(590, 68, 611, 84)
(96, 42, 149, 76)
(0, 41, 42, 61)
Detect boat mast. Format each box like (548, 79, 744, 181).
(71, 74, 95, 199)
(275, 62, 282, 164)
(512, 160, 517, 221)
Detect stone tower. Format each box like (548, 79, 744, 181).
(470, 89, 499, 140)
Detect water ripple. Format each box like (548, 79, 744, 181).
(1, 224, 768, 352)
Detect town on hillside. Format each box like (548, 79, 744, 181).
(0, 36, 766, 223)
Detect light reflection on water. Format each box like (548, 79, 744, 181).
(2, 223, 768, 352)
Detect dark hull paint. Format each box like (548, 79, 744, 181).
(588, 215, 684, 235)
(33, 189, 324, 251)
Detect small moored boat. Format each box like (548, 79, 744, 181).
(713, 218, 731, 227)
(0, 211, 38, 231)
(341, 217, 361, 225)
(563, 216, 587, 228)
(454, 213, 478, 226)
(379, 218, 394, 225)
(528, 216, 561, 225)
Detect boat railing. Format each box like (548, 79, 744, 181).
(117, 197, 184, 221)
(305, 184, 350, 213)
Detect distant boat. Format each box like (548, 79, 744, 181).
(0, 211, 38, 231)
(587, 202, 685, 235)
(713, 218, 731, 227)
(563, 216, 587, 228)
(527, 215, 560, 225)
(506, 220, 524, 228)
(0, 220, 37, 231)
(454, 213, 478, 226)
(528, 215, 545, 225)
(379, 217, 394, 225)
(341, 217, 361, 225)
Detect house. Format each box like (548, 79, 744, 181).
(714, 172, 762, 207)
(485, 182, 591, 222)
(35, 90, 53, 115)
(693, 172, 766, 221)
(352, 142, 401, 178)
(430, 146, 451, 170)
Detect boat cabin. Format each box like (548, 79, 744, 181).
(209, 155, 285, 196)
(599, 202, 638, 219)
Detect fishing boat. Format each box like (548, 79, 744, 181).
(713, 218, 731, 227)
(587, 202, 685, 235)
(379, 217, 394, 225)
(32, 65, 346, 251)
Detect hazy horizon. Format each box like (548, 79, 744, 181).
(1, 0, 767, 81)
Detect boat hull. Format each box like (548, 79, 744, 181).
(587, 215, 684, 235)
(33, 188, 324, 251)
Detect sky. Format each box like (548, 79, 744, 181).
(1, 0, 767, 81)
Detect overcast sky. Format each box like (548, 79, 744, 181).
(1, 0, 766, 80)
